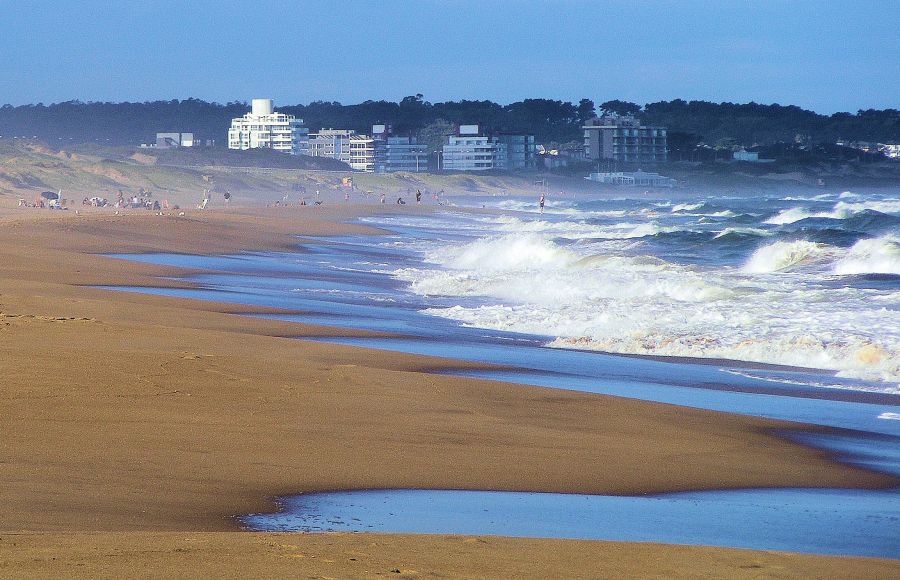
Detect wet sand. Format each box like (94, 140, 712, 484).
(4, 532, 898, 579)
(0, 202, 897, 576)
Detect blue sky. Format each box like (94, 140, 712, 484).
(1, 0, 897, 113)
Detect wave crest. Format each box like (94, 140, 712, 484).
(766, 199, 900, 225)
(743, 240, 828, 273)
(834, 235, 900, 275)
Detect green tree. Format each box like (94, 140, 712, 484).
(418, 119, 456, 168)
(600, 100, 641, 116)
(577, 98, 596, 123)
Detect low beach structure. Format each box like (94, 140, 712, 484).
(586, 170, 676, 187)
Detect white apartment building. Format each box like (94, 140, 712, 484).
(307, 129, 375, 172)
(228, 99, 308, 154)
(441, 125, 507, 171)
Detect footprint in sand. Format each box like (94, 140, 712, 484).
(0, 313, 96, 327)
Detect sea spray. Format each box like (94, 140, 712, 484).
(742, 240, 830, 273)
(387, 193, 900, 387)
(834, 235, 900, 275)
(766, 199, 900, 224)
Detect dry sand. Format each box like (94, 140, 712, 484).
(0, 202, 897, 577)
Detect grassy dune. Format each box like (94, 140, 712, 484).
(4, 140, 897, 211)
(0, 140, 568, 208)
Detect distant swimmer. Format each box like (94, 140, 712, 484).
(539, 194, 545, 214)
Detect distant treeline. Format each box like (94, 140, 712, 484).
(1, 96, 897, 149)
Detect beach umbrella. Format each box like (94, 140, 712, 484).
(40, 191, 59, 200)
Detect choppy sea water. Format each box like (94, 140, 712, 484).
(380, 190, 900, 388)
(107, 188, 900, 556)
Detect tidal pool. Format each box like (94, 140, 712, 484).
(241, 487, 900, 558)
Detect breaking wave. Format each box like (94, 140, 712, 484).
(766, 199, 900, 225)
(713, 227, 773, 240)
(393, 225, 900, 387)
(743, 240, 830, 273)
(834, 235, 900, 276)
(742, 236, 900, 276)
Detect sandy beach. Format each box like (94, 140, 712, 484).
(1, 202, 897, 577)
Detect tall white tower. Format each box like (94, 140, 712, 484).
(251, 98, 274, 116)
(228, 99, 308, 154)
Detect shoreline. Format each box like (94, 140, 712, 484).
(1, 204, 898, 575)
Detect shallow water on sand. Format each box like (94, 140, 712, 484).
(240, 487, 900, 558)
(106, 191, 900, 555)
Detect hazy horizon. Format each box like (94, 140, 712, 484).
(1, 0, 898, 114)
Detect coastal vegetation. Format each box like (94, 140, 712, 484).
(2, 97, 898, 151)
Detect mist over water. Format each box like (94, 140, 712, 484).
(370, 190, 900, 389)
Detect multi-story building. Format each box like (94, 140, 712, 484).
(228, 99, 308, 154)
(306, 129, 376, 172)
(441, 125, 507, 171)
(583, 114, 667, 165)
(497, 133, 537, 169)
(372, 125, 428, 173)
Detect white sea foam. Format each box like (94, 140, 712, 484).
(375, 193, 900, 390)
(491, 216, 695, 240)
(742, 240, 830, 273)
(741, 236, 900, 276)
(713, 227, 772, 239)
(833, 235, 900, 275)
(671, 202, 704, 212)
(780, 193, 839, 202)
(705, 210, 738, 218)
(670, 203, 737, 218)
(765, 199, 900, 224)
(721, 369, 900, 395)
(765, 207, 816, 224)
(392, 227, 899, 388)
(443, 233, 579, 272)
(492, 216, 619, 239)
(488, 198, 629, 219)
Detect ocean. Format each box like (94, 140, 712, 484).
(372, 189, 900, 389)
(109, 187, 900, 556)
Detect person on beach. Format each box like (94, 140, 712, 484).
(380, 192, 386, 204)
(416, 189, 422, 204)
(397, 197, 406, 205)
(539, 193, 545, 214)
